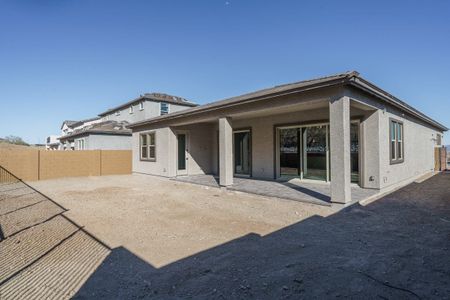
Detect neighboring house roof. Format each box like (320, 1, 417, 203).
(61, 117, 101, 130)
(70, 117, 101, 128)
(128, 71, 448, 132)
(59, 120, 131, 141)
(98, 93, 198, 116)
(60, 120, 78, 130)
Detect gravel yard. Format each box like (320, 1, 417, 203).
(30, 174, 333, 268)
(1, 172, 449, 299)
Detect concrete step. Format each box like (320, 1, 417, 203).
(0, 215, 78, 283)
(0, 231, 110, 300)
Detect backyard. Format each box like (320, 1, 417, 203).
(0, 172, 449, 299)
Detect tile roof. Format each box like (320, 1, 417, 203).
(60, 120, 78, 129)
(59, 120, 131, 141)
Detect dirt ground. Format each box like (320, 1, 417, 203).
(1, 173, 449, 299)
(30, 174, 333, 268)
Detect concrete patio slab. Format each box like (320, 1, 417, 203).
(172, 175, 379, 206)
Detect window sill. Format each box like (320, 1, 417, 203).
(140, 158, 156, 162)
(390, 159, 404, 165)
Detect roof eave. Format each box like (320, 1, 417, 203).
(128, 77, 351, 129)
(59, 130, 131, 140)
(348, 78, 448, 132)
(128, 73, 447, 132)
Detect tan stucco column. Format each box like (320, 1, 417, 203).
(219, 117, 233, 186)
(329, 96, 351, 203)
(167, 127, 177, 177)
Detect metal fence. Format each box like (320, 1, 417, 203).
(0, 166, 19, 184)
(0, 165, 111, 298)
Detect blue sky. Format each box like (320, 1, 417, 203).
(0, 0, 449, 144)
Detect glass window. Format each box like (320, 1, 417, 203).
(139, 102, 144, 110)
(140, 132, 156, 160)
(129, 106, 134, 114)
(148, 132, 156, 160)
(160, 102, 169, 115)
(390, 120, 404, 163)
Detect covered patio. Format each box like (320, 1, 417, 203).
(131, 72, 386, 204)
(173, 174, 378, 206)
(164, 92, 379, 205)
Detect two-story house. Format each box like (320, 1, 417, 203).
(58, 93, 197, 150)
(98, 93, 198, 123)
(58, 117, 103, 150)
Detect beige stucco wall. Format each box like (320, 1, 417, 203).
(175, 124, 215, 175)
(132, 104, 370, 180)
(132, 124, 215, 177)
(104, 101, 194, 124)
(378, 109, 439, 189)
(346, 87, 443, 190)
(132, 126, 174, 177)
(131, 86, 444, 191)
(360, 110, 381, 189)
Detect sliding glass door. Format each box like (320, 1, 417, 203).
(234, 130, 251, 176)
(303, 125, 328, 181)
(279, 128, 301, 177)
(278, 124, 329, 181)
(277, 122, 360, 184)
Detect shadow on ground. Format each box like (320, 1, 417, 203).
(1, 170, 449, 299)
(75, 174, 450, 299)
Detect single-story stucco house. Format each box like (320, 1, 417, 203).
(128, 71, 447, 204)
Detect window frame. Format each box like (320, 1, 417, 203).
(76, 138, 85, 150)
(389, 118, 404, 165)
(140, 132, 156, 161)
(139, 101, 144, 111)
(129, 105, 134, 114)
(115, 110, 120, 116)
(160, 102, 170, 116)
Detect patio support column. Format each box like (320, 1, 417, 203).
(329, 96, 351, 204)
(219, 117, 233, 186)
